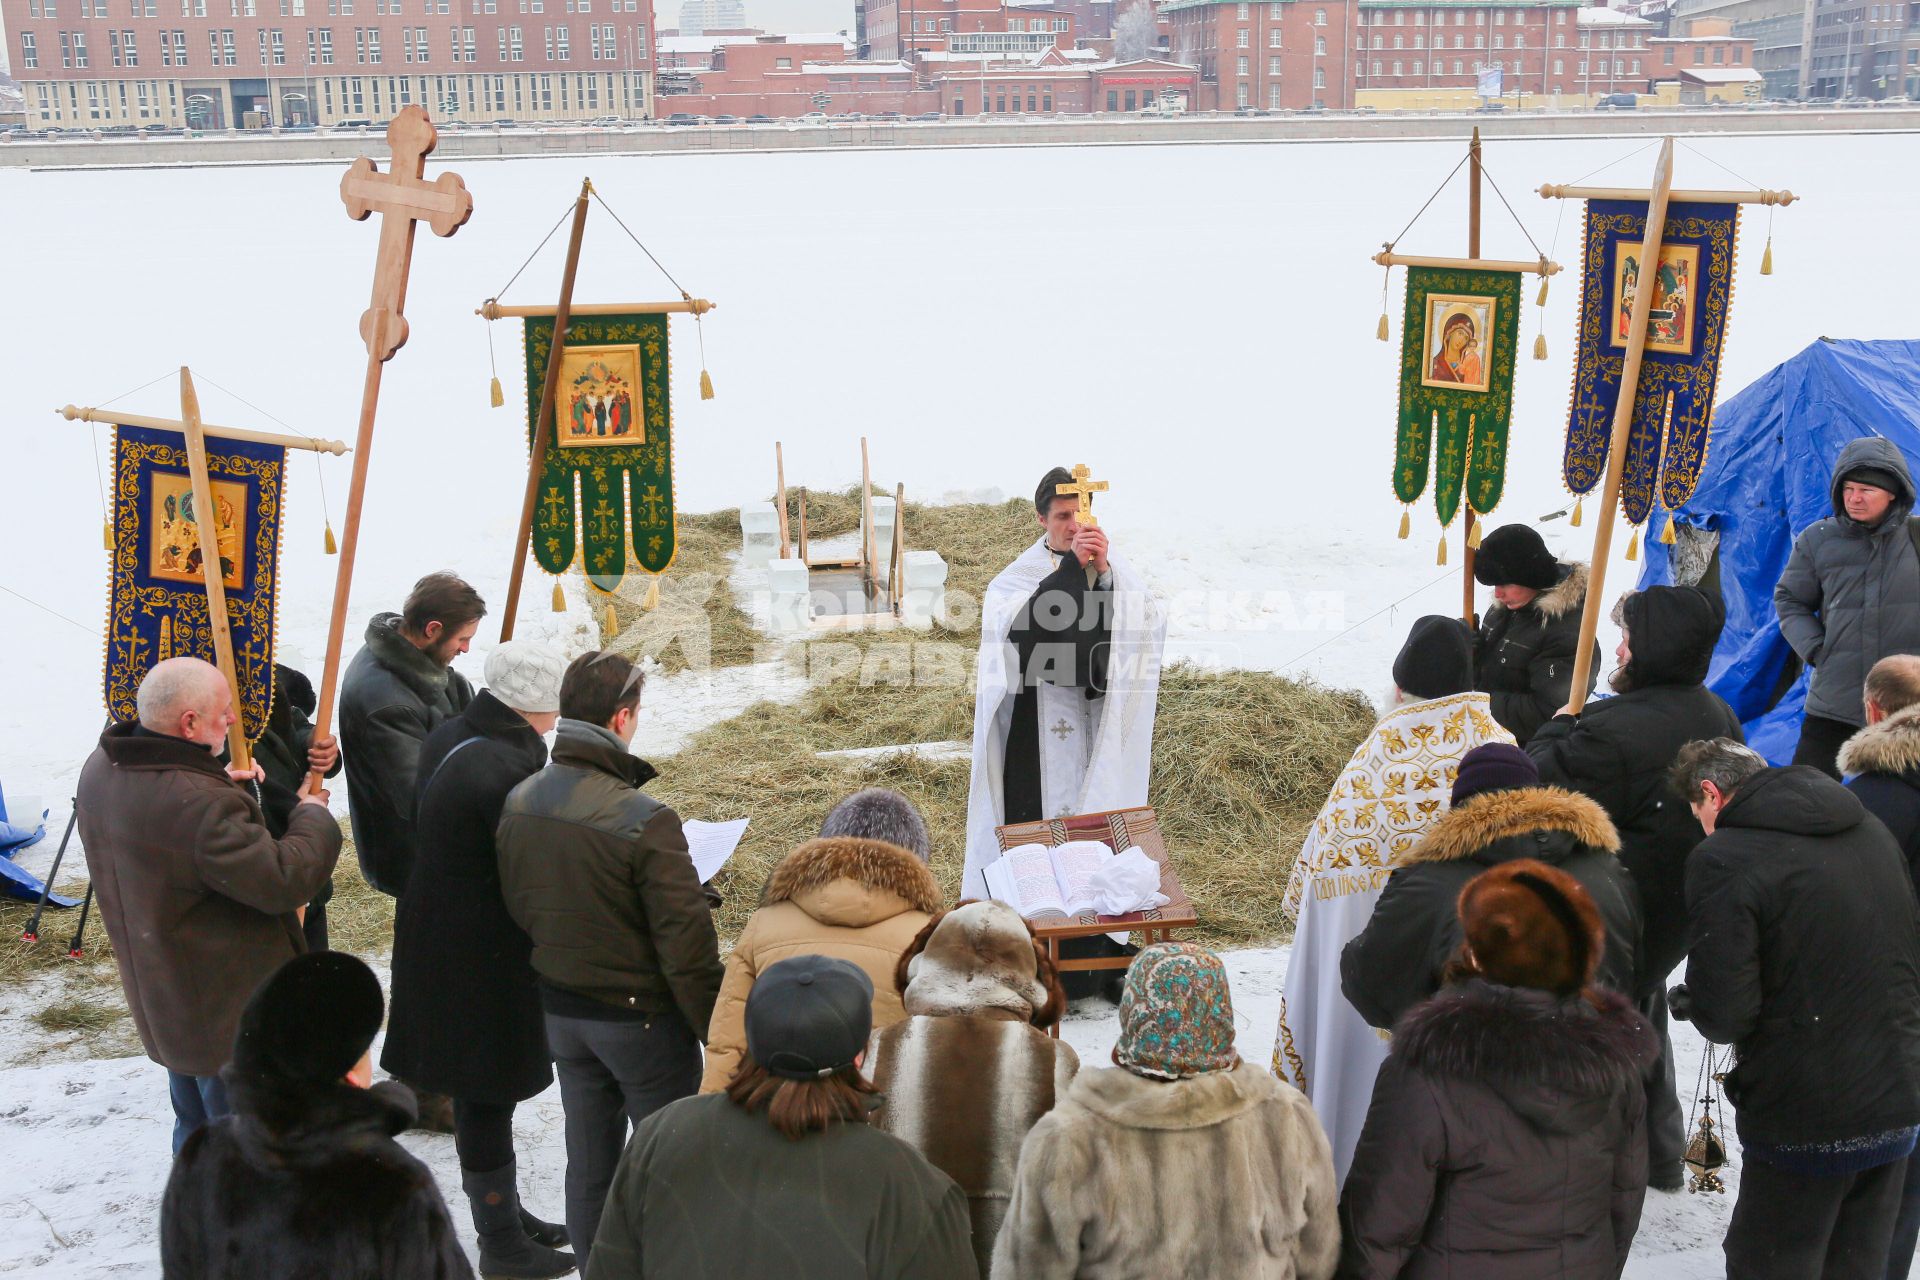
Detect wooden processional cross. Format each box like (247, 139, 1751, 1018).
(307, 106, 472, 791)
(60, 378, 350, 771)
(1057, 463, 1108, 588)
(1547, 136, 1795, 713)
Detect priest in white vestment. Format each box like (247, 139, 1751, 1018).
(963, 467, 1166, 900)
(1272, 615, 1512, 1181)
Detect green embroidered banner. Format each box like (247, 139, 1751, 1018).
(1392, 265, 1522, 529)
(104, 425, 285, 740)
(525, 311, 677, 591)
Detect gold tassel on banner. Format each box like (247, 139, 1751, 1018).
(1397, 508, 1411, 540)
(1437, 533, 1449, 566)
(1533, 332, 1549, 362)
(1761, 237, 1774, 276)
(552, 579, 566, 612)
(699, 369, 715, 401)
(1570, 496, 1584, 528)
(603, 602, 619, 637)
(1626, 527, 1641, 562)
(642, 576, 661, 610)
(1376, 312, 1390, 342)
(1661, 514, 1678, 545)
(1467, 515, 1484, 550)
(1536, 275, 1549, 308)
(102, 520, 113, 552)
(324, 521, 338, 555)
(489, 376, 505, 409)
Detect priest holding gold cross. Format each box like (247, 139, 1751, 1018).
(963, 465, 1168, 932)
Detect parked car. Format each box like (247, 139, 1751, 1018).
(870, 110, 902, 119)
(664, 112, 703, 125)
(910, 110, 942, 121)
(798, 111, 831, 123)
(1594, 93, 1638, 109)
(1475, 100, 1509, 112)
(589, 114, 622, 127)
(746, 113, 774, 123)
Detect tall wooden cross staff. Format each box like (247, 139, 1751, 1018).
(1544, 137, 1795, 712)
(308, 105, 472, 791)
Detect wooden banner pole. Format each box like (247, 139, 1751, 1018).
(59, 405, 348, 455)
(500, 177, 594, 643)
(860, 437, 876, 595)
(1462, 127, 1483, 625)
(1564, 137, 1676, 713)
(177, 367, 251, 771)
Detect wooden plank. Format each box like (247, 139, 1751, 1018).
(177, 367, 251, 770)
(59, 405, 348, 455)
(1371, 251, 1559, 276)
(1537, 183, 1794, 206)
(796, 486, 810, 562)
(479, 298, 717, 319)
(860, 436, 876, 592)
(889, 481, 906, 615)
(774, 441, 791, 558)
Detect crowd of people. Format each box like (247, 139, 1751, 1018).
(64, 438, 1920, 1278)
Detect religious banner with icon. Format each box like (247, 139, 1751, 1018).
(104, 424, 285, 740)
(1392, 264, 1522, 531)
(1563, 199, 1739, 534)
(524, 312, 676, 590)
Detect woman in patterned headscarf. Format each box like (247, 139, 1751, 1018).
(991, 943, 1339, 1280)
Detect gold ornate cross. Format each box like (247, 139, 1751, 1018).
(1055, 462, 1109, 528)
(339, 105, 473, 361)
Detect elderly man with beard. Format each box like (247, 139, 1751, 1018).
(77, 657, 342, 1153)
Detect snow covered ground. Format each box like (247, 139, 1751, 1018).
(2, 129, 1918, 1274)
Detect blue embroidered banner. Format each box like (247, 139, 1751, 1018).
(1563, 199, 1740, 527)
(104, 424, 285, 740)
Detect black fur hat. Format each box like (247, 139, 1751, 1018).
(1473, 524, 1562, 591)
(1392, 615, 1475, 701)
(233, 952, 385, 1086)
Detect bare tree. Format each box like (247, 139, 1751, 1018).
(1114, 0, 1158, 62)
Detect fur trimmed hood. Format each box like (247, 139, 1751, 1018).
(1839, 704, 1920, 779)
(765, 836, 944, 927)
(221, 1070, 418, 1166)
(903, 900, 1048, 1019)
(1067, 1060, 1283, 1132)
(1409, 784, 1621, 865)
(1524, 560, 1589, 621)
(1394, 979, 1655, 1133)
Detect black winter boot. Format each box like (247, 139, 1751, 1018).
(518, 1205, 570, 1249)
(463, 1162, 576, 1279)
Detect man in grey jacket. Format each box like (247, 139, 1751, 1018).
(1775, 437, 1920, 778)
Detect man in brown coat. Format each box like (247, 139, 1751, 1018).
(77, 657, 342, 1153)
(497, 650, 724, 1271)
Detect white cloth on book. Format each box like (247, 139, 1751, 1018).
(1271, 690, 1511, 1182)
(962, 536, 1165, 898)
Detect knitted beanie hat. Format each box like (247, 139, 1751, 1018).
(483, 640, 567, 714)
(1392, 615, 1476, 701)
(1113, 942, 1240, 1081)
(1452, 742, 1540, 807)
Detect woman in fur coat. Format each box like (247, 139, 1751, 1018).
(1339, 860, 1658, 1280)
(866, 899, 1080, 1275)
(161, 952, 473, 1280)
(992, 942, 1340, 1280)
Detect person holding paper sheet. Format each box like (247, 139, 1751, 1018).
(383, 640, 574, 1278)
(497, 650, 723, 1272)
(700, 789, 943, 1093)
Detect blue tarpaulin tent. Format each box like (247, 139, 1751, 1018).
(1637, 338, 1920, 763)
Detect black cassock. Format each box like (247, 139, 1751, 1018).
(999, 546, 1126, 996)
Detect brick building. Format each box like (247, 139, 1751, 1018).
(862, 0, 1074, 60)
(6, 0, 654, 127)
(1649, 15, 1761, 96)
(1164, 0, 1354, 109)
(1356, 1, 1588, 99)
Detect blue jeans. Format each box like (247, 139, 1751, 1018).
(545, 1009, 699, 1271)
(167, 1071, 230, 1155)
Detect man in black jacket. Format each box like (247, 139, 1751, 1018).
(338, 571, 484, 897)
(1472, 523, 1601, 745)
(1341, 743, 1642, 1032)
(1527, 584, 1743, 1190)
(254, 663, 341, 950)
(1838, 655, 1920, 1278)
(1671, 740, 1920, 1279)
(498, 650, 725, 1272)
